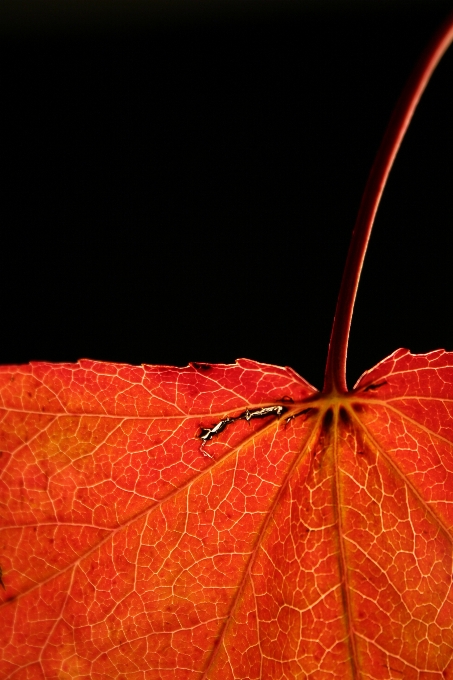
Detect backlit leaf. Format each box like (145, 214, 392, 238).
(1, 352, 453, 678)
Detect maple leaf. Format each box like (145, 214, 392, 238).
(1, 11, 453, 680)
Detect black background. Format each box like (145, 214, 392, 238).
(1, 0, 453, 391)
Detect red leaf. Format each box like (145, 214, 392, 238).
(2, 10, 453, 680)
(2, 353, 453, 677)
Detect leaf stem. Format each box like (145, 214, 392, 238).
(323, 10, 453, 395)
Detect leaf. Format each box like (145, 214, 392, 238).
(1, 352, 453, 678)
(2, 7, 453, 679)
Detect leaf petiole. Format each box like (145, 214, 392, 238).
(323, 9, 453, 396)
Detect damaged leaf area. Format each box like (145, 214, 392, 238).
(1, 352, 453, 678)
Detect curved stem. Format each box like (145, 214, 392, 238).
(323, 10, 453, 395)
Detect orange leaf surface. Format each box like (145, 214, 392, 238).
(1, 352, 453, 678)
(2, 8, 453, 680)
